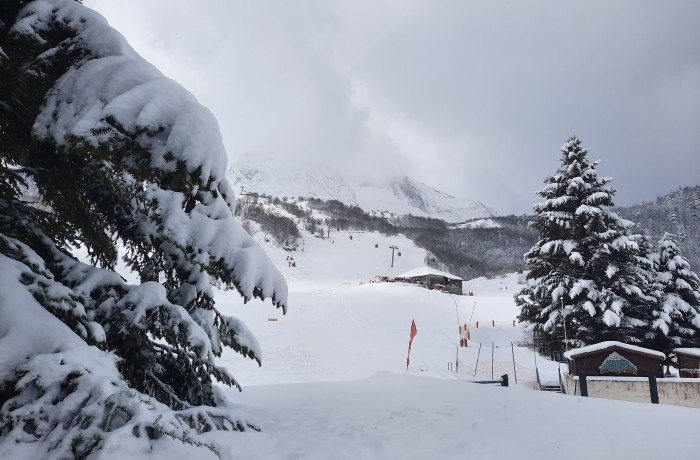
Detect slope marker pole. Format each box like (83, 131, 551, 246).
(467, 302, 477, 331)
(511, 342, 518, 384)
(474, 343, 482, 377)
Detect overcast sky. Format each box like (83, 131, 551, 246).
(83, 0, 700, 215)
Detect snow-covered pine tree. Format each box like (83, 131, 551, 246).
(649, 233, 700, 349)
(1, 1, 287, 458)
(515, 136, 656, 354)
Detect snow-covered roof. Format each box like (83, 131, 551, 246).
(673, 348, 700, 358)
(395, 266, 463, 281)
(563, 341, 665, 360)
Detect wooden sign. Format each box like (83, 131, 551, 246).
(599, 352, 638, 375)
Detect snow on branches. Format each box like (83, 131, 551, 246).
(516, 137, 660, 353)
(1, 1, 287, 458)
(650, 233, 700, 347)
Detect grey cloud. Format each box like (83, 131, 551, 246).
(84, 0, 700, 214)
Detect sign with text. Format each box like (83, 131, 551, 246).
(599, 352, 638, 375)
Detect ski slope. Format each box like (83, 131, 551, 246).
(71, 224, 698, 459)
(190, 227, 697, 460)
(216, 228, 552, 387)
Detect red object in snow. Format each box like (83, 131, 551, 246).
(406, 319, 418, 368)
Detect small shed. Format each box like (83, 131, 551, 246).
(672, 348, 700, 378)
(394, 266, 463, 295)
(564, 341, 665, 378)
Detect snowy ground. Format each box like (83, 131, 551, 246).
(216, 229, 550, 387)
(186, 227, 697, 459)
(213, 372, 699, 460)
(62, 225, 700, 459)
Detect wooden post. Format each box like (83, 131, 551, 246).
(579, 374, 588, 397)
(648, 373, 659, 404)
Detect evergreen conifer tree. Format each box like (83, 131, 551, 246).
(649, 233, 700, 349)
(1, 1, 287, 457)
(516, 136, 656, 354)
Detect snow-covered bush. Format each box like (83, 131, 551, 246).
(1, 1, 287, 458)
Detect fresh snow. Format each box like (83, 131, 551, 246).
(210, 372, 699, 460)
(563, 341, 666, 360)
(396, 266, 463, 280)
(673, 348, 700, 358)
(203, 224, 694, 459)
(7, 223, 698, 459)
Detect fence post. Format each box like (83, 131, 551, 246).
(501, 374, 509, 387)
(558, 367, 566, 395)
(579, 374, 588, 397)
(648, 373, 659, 404)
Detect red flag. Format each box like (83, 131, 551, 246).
(406, 319, 418, 368)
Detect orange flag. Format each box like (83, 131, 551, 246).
(406, 319, 417, 369)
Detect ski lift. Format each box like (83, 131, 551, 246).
(397, 251, 401, 256)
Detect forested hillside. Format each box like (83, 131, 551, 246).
(237, 186, 700, 282)
(235, 194, 536, 279)
(616, 185, 700, 270)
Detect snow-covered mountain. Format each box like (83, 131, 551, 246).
(231, 159, 358, 204)
(355, 176, 496, 223)
(228, 159, 496, 223)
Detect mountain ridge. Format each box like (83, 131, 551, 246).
(228, 160, 496, 223)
